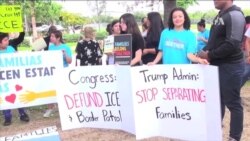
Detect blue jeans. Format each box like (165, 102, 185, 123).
(3, 108, 26, 119)
(218, 62, 244, 141)
(241, 62, 250, 87)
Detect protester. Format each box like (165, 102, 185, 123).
(103, 20, 121, 65)
(120, 13, 144, 66)
(0, 32, 30, 126)
(142, 12, 164, 64)
(198, 0, 246, 140)
(148, 7, 209, 65)
(241, 16, 250, 87)
(197, 19, 210, 52)
(43, 30, 72, 117)
(43, 25, 57, 51)
(141, 17, 148, 38)
(75, 26, 102, 66)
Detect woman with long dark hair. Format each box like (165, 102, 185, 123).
(119, 13, 144, 66)
(142, 12, 164, 64)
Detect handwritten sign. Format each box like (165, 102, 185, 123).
(114, 34, 132, 65)
(0, 126, 60, 141)
(103, 35, 114, 54)
(56, 66, 135, 134)
(130, 65, 222, 140)
(0, 5, 23, 32)
(0, 51, 63, 110)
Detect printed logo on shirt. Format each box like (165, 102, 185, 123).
(165, 39, 184, 49)
(213, 16, 225, 25)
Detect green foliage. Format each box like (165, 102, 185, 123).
(91, 15, 115, 24)
(243, 9, 250, 16)
(189, 10, 217, 24)
(133, 11, 146, 22)
(96, 29, 108, 40)
(63, 33, 81, 43)
(19, 37, 31, 47)
(177, 0, 197, 9)
(61, 11, 90, 26)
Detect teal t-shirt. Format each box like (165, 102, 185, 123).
(197, 29, 210, 52)
(0, 46, 15, 54)
(158, 29, 196, 64)
(49, 43, 72, 67)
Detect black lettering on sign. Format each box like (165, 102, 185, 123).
(172, 67, 199, 81)
(139, 69, 168, 84)
(155, 106, 191, 120)
(105, 91, 120, 107)
(76, 111, 99, 123)
(102, 110, 122, 122)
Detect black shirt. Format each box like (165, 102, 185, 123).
(75, 40, 102, 66)
(9, 32, 25, 51)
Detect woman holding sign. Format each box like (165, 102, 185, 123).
(119, 13, 144, 66)
(142, 12, 164, 64)
(43, 30, 72, 117)
(148, 8, 209, 65)
(103, 20, 121, 65)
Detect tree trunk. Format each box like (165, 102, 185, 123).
(163, 0, 177, 27)
(31, 0, 38, 38)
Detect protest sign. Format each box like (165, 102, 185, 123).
(0, 5, 23, 32)
(56, 66, 135, 134)
(114, 34, 132, 65)
(103, 35, 114, 54)
(131, 64, 222, 141)
(0, 51, 63, 110)
(0, 126, 60, 141)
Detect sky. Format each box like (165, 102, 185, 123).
(56, 0, 250, 17)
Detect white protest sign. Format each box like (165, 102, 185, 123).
(0, 126, 60, 141)
(0, 51, 63, 110)
(56, 66, 135, 134)
(131, 64, 221, 141)
(103, 35, 114, 53)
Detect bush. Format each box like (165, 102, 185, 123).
(19, 37, 31, 47)
(63, 34, 81, 43)
(96, 30, 108, 40)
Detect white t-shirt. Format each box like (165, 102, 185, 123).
(245, 28, 250, 38)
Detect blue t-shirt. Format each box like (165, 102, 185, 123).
(197, 29, 210, 52)
(49, 43, 72, 67)
(0, 46, 15, 54)
(158, 29, 196, 64)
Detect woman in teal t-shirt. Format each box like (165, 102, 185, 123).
(148, 7, 209, 65)
(48, 30, 72, 67)
(44, 30, 72, 118)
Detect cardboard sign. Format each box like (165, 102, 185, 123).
(56, 66, 135, 134)
(0, 5, 23, 32)
(32, 38, 47, 51)
(130, 64, 222, 141)
(114, 34, 132, 65)
(0, 126, 60, 141)
(0, 51, 63, 110)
